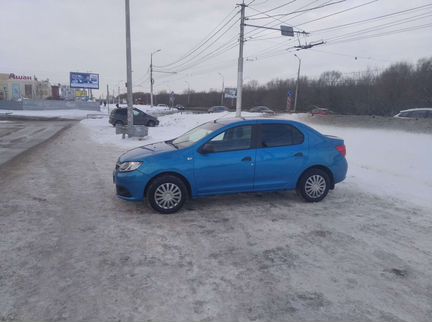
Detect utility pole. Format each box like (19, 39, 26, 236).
(235, 0, 246, 117)
(294, 54, 301, 113)
(150, 49, 161, 107)
(106, 84, 110, 113)
(218, 72, 224, 106)
(125, 0, 133, 129)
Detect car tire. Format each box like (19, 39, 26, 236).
(297, 168, 330, 202)
(146, 175, 187, 214)
(147, 120, 156, 127)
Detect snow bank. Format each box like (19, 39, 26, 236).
(0, 109, 105, 120)
(306, 124, 432, 210)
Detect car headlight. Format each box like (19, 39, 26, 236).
(118, 161, 143, 172)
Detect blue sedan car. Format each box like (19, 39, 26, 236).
(113, 118, 348, 213)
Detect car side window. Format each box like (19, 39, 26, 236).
(207, 126, 252, 152)
(133, 109, 144, 117)
(259, 124, 304, 148)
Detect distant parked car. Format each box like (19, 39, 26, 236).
(208, 106, 229, 113)
(113, 118, 348, 213)
(175, 104, 185, 110)
(311, 107, 334, 116)
(157, 104, 169, 108)
(109, 108, 159, 127)
(249, 106, 275, 114)
(394, 108, 432, 119)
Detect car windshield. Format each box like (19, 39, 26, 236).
(171, 121, 223, 149)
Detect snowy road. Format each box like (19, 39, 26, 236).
(1, 120, 432, 321)
(0, 120, 74, 167)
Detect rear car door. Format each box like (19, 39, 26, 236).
(254, 123, 307, 191)
(194, 125, 256, 195)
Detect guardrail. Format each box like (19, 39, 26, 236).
(86, 114, 108, 119)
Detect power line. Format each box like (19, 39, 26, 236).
(309, 3, 432, 34)
(323, 11, 432, 42)
(247, 0, 347, 20)
(155, 7, 239, 68)
(327, 22, 432, 45)
(247, 0, 297, 18)
(157, 20, 240, 73)
(294, 0, 379, 28)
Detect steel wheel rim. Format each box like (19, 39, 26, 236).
(154, 183, 182, 209)
(305, 174, 326, 199)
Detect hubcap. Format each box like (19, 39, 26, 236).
(154, 183, 182, 209)
(305, 175, 326, 199)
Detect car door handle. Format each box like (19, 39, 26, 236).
(293, 152, 304, 157)
(241, 156, 252, 162)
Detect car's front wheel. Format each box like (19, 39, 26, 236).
(146, 175, 187, 214)
(297, 168, 330, 202)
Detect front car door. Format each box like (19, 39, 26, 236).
(133, 109, 146, 125)
(194, 125, 256, 196)
(254, 123, 307, 191)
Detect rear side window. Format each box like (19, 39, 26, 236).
(259, 124, 304, 148)
(413, 110, 428, 118)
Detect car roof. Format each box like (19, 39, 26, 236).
(399, 107, 432, 112)
(213, 117, 301, 126)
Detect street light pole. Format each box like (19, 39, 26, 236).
(150, 49, 161, 107)
(125, 0, 133, 129)
(184, 80, 190, 106)
(235, 0, 246, 117)
(294, 54, 302, 113)
(218, 72, 224, 106)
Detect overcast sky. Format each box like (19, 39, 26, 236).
(1, 0, 431, 97)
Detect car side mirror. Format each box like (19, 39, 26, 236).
(200, 143, 214, 154)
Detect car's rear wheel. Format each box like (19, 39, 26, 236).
(147, 175, 187, 214)
(297, 168, 330, 202)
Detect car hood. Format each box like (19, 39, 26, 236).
(118, 141, 176, 162)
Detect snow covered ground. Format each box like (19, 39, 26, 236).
(80, 111, 432, 212)
(1, 110, 432, 321)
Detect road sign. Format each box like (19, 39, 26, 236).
(280, 25, 294, 37)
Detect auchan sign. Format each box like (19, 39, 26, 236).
(9, 73, 32, 81)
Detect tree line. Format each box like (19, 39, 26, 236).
(123, 57, 431, 116)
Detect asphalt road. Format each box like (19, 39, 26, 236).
(0, 123, 431, 321)
(0, 120, 74, 167)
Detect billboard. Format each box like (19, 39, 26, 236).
(224, 87, 237, 99)
(70, 72, 99, 89)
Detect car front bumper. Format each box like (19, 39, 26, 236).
(113, 168, 149, 201)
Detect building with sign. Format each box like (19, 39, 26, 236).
(0, 73, 51, 100)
